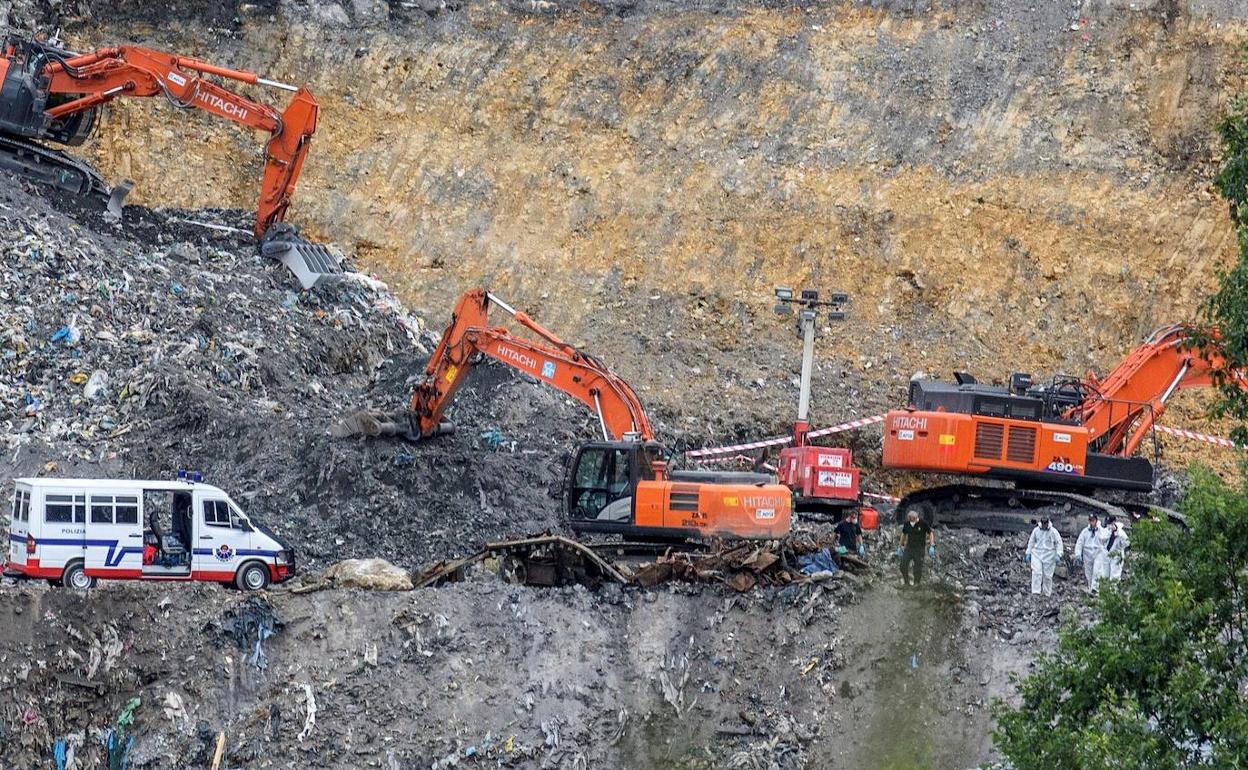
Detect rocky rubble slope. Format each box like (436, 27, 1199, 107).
(0, 183, 601, 569)
(0, 524, 1084, 769)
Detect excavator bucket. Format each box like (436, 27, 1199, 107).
(260, 223, 342, 290)
(104, 179, 133, 220)
(328, 410, 452, 441)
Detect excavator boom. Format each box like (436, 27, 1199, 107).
(410, 289, 653, 441)
(1075, 324, 1244, 456)
(0, 36, 318, 236)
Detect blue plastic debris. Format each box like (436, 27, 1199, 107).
(479, 427, 507, 450)
(170, 281, 184, 296)
(50, 326, 71, 343)
(53, 739, 67, 770)
(798, 549, 840, 576)
(394, 453, 416, 467)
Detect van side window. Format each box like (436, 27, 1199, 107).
(115, 496, 138, 524)
(90, 495, 115, 523)
(45, 494, 86, 524)
(12, 490, 30, 522)
(204, 500, 231, 527)
(90, 495, 140, 524)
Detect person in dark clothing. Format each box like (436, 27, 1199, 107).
(834, 511, 865, 557)
(898, 508, 936, 586)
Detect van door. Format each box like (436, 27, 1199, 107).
(38, 488, 87, 576)
(191, 493, 246, 580)
(7, 485, 31, 571)
(84, 491, 143, 578)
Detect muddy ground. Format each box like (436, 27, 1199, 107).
(1, 526, 1083, 769)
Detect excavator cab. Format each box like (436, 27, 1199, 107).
(566, 441, 664, 530)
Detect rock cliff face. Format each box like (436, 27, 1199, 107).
(19, 0, 1248, 462)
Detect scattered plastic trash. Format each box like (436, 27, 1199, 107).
(53, 739, 67, 770)
(50, 323, 80, 345)
(216, 598, 283, 669)
(84, 370, 110, 400)
(163, 692, 189, 723)
(479, 427, 510, 450)
(104, 697, 140, 770)
(298, 683, 317, 742)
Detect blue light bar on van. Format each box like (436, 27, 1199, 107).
(190, 472, 203, 483)
(177, 469, 187, 481)
(176, 470, 204, 483)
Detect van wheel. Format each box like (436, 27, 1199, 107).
(63, 561, 96, 590)
(236, 562, 270, 591)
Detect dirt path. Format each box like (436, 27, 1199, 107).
(826, 566, 1035, 769)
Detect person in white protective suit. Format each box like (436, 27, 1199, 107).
(1104, 516, 1130, 581)
(1025, 517, 1065, 597)
(1072, 513, 1104, 593)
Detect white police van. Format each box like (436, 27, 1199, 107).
(4, 473, 295, 590)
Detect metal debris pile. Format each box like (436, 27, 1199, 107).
(416, 530, 873, 592)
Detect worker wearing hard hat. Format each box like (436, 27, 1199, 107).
(1025, 517, 1064, 597)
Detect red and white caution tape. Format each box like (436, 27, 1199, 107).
(688, 411, 1241, 461)
(1155, 425, 1241, 449)
(862, 491, 901, 503)
(686, 434, 793, 458)
(807, 414, 886, 439)
(688, 454, 760, 467)
(687, 414, 887, 458)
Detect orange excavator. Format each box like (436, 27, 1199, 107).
(333, 288, 793, 541)
(0, 35, 317, 238)
(883, 324, 1246, 532)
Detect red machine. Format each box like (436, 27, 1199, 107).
(776, 425, 861, 518)
(884, 324, 1246, 531)
(0, 35, 317, 236)
(334, 289, 793, 541)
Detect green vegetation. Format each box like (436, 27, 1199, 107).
(991, 470, 1248, 768)
(1205, 45, 1248, 446)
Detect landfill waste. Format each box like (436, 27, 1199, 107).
(104, 697, 140, 770)
(0, 181, 593, 572)
(418, 532, 868, 592)
(322, 558, 414, 590)
(213, 597, 284, 670)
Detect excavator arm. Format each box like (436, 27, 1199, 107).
(0, 37, 317, 236)
(334, 289, 654, 442)
(1074, 324, 1248, 456)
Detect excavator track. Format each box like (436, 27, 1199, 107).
(0, 134, 108, 195)
(896, 484, 1187, 535)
